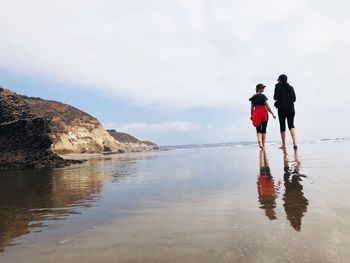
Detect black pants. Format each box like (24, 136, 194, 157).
(256, 121, 268, 134)
(278, 108, 295, 132)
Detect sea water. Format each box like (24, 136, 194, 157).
(1, 139, 350, 262)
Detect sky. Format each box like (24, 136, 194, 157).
(0, 0, 349, 145)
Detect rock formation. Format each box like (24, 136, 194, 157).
(0, 88, 76, 168)
(107, 130, 159, 152)
(24, 97, 124, 154)
(0, 87, 159, 167)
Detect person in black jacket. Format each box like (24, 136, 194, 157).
(273, 74, 298, 149)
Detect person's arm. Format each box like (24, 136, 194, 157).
(265, 101, 273, 113)
(265, 101, 276, 118)
(273, 86, 279, 101)
(290, 86, 296, 102)
(250, 104, 254, 118)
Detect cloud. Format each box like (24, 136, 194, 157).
(1, 0, 350, 112)
(105, 121, 202, 134)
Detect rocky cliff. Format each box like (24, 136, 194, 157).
(107, 130, 159, 152)
(0, 87, 159, 165)
(24, 97, 125, 154)
(0, 88, 75, 168)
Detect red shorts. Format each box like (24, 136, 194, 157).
(252, 106, 268, 127)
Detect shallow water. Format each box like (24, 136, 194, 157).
(1, 141, 350, 262)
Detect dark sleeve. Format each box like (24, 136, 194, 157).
(273, 86, 279, 101)
(290, 86, 296, 102)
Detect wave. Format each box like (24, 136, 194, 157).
(302, 138, 350, 144)
(161, 141, 260, 151)
(160, 138, 350, 151)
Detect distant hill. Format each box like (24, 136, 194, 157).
(107, 130, 159, 152)
(107, 131, 140, 143)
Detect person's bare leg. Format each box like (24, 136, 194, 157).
(279, 131, 286, 149)
(290, 128, 298, 149)
(262, 133, 266, 148)
(257, 133, 263, 149)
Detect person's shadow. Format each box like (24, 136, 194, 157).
(257, 150, 280, 220)
(282, 148, 309, 231)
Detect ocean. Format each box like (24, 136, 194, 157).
(1, 139, 350, 262)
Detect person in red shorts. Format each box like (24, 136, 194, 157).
(249, 84, 276, 149)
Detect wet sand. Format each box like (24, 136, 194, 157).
(1, 141, 350, 262)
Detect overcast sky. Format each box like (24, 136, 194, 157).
(1, 0, 349, 145)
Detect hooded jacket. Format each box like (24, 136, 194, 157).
(273, 83, 296, 112)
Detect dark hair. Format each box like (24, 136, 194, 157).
(278, 74, 288, 83)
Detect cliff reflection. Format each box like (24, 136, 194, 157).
(282, 149, 309, 231)
(0, 163, 112, 253)
(257, 150, 280, 220)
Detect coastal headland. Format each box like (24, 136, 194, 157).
(0, 87, 158, 168)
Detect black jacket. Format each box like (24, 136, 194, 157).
(273, 83, 296, 111)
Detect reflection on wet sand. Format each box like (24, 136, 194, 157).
(0, 153, 157, 253)
(282, 149, 309, 231)
(257, 150, 280, 220)
(0, 159, 123, 253)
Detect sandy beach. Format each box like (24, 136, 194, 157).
(1, 140, 350, 262)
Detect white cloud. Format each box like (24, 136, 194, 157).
(1, 0, 350, 112)
(105, 121, 202, 134)
(1, 0, 350, 142)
